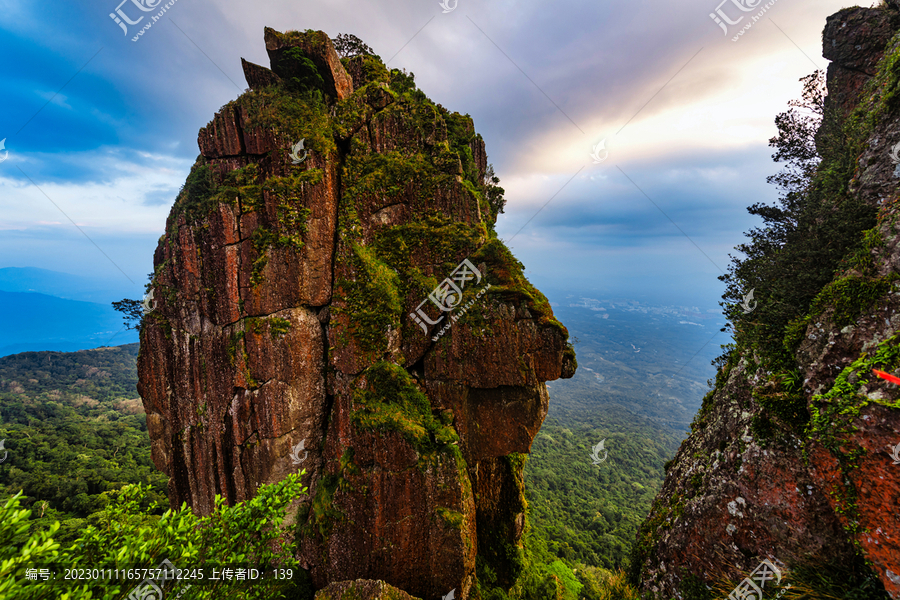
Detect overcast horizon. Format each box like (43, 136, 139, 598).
(0, 0, 858, 312)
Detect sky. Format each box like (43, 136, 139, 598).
(0, 0, 862, 310)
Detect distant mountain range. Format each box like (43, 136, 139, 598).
(0, 266, 140, 302)
(0, 267, 142, 357)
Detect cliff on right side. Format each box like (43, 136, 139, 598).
(631, 3, 900, 598)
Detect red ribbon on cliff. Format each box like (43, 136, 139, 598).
(872, 369, 900, 385)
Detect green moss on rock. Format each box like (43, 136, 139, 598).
(304, 449, 357, 541)
(249, 172, 317, 286)
(333, 243, 404, 352)
(435, 506, 465, 530)
(269, 317, 291, 338)
(808, 332, 900, 450)
(172, 158, 216, 220)
(343, 150, 437, 202)
(805, 333, 900, 538)
(784, 274, 899, 353)
(239, 84, 336, 158)
(350, 361, 461, 460)
(471, 238, 567, 334)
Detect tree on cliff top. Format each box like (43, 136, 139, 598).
(717, 69, 877, 370)
(332, 33, 376, 59)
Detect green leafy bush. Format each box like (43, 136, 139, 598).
(1, 474, 308, 600)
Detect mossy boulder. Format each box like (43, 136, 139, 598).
(314, 580, 422, 600)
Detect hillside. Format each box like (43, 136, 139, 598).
(521, 298, 720, 572)
(0, 344, 167, 540)
(545, 299, 722, 431)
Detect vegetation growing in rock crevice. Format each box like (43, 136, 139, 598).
(277, 47, 326, 98)
(435, 506, 465, 530)
(783, 273, 898, 353)
(172, 158, 216, 221)
(350, 361, 460, 461)
(301, 449, 357, 542)
(246, 315, 292, 340)
(804, 333, 900, 537)
(249, 172, 318, 286)
(332, 243, 404, 352)
(474, 455, 528, 591)
(749, 369, 808, 440)
(809, 332, 900, 449)
(471, 239, 568, 335)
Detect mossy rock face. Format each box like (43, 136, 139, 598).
(314, 580, 422, 600)
(264, 27, 354, 100)
(807, 333, 900, 452)
(350, 361, 461, 461)
(342, 55, 391, 89)
(141, 27, 575, 600)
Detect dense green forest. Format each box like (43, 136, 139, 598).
(524, 415, 679, 571)
(0, 341, 660, 599)
(0, 344, 168, 542)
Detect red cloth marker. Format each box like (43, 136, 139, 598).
(872, 369, 900, 385)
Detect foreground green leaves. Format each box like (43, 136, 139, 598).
(1, 473, 308, 600)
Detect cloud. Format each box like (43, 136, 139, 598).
(0, 0, 851, 305)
